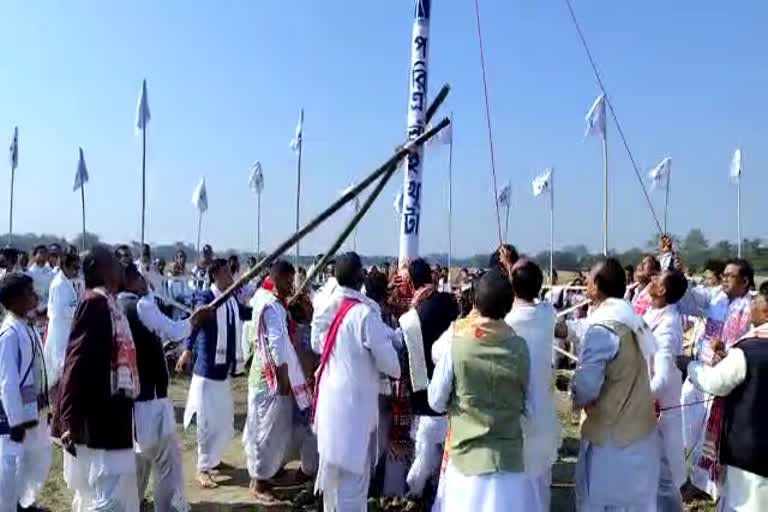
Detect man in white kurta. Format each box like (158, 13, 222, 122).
(570, 259, 661, 511)
(643, 270, 689, 511)
(311, 252, 400, 511)
(43, 253, 80, 403)
(242, 262, 316, 501)
(505, 260, 561, 511)
(0, 274, 51, 512)
(25, 246, 54, 338)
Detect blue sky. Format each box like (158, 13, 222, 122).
(2, 1, 766, 257)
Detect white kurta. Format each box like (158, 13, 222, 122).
(644, 304, 686, 490)
(428, 330, 537, 512)
(311, 286, 400, 510)
(25, 264, 53, 313)
(687, 348, 768, 512)
(0, 315, 51, 511)
(44, 271, 78, 389)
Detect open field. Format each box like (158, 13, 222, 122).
(38, 372, 718, 511)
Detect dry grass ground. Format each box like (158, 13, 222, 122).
(38, 374, 717, 511)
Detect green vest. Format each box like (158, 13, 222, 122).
(448, 320, 529, 476)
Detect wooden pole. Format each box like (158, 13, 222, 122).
(295, 139, 303, 266)
(257, 191, 262, 255)
(602, 135, 608, 256)
(7, 167, 14, 247)
(447, 112, 454, 275)
(195, 211, 202, 261)
(209, 116, 452, 310)
(664, 163, 671, 234)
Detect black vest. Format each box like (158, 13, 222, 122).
(721, 338, 768, 478)
(410, 292, 459, 416)
(116, 294, 169, 402)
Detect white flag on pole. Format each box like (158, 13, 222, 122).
(729, 148, 742, 183)
(73, 147, 89, 191)
(532, 169, 553, 197)
(648, 157, 672, 190)
(585, 94, 607, 139)
(135, 79, 151, 133)
(249, 161, 264, 194)
(9, 126, 18, 171)
(497, 184, 512, 208)
(289, 108, 304, 152)
(394, 189, 404, 217)
(427, 122, 452, 147)
(192, 178, 208, 213)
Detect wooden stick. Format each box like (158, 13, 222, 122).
(556, 299, 590, 318)
(209, 115, 452, 310)
(290, 85, 453, 303)
(554, 345, 579, 362)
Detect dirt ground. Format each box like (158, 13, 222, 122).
(38, 374, 715, 511)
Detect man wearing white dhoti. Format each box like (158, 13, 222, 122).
(311, 252, 400, 511)
(680, 283, 768, 512)
(505, 260, 561, 511)
(398, 258, 459, 497)
(177, 258, 251, 488)
(571, 258, 661, 511)
(119, 263, 210, 511)
(43, 252, 80, 406)
(643, 269, 689, 511)
(429, 269, 536, 512)
(242, 260, 316, 502)
(0, 274, 51, 512)
(52, 246, 142, 512)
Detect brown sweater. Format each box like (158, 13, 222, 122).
(51, 290, 134, 450)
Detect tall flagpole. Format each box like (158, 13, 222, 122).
(550, 170, 555, 285)
(196, 211, 203, 261)
(447, 112, 454, 274)
(399, 0, 431, 266)
(504, 200, 511, 243)
(663, 164, 671, 234)
(80, 184, 87, 252)
(7, 166, 14, 247)
(295, 140, 303, 266)
(141, 125, 147, 246)
(601, 134, 608, 256)
(257, 191, 262, 255)
(737, 177, 742, 258)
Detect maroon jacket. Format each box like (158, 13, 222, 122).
(51, 290, 134, 450)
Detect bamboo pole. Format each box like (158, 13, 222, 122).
(209, 114, 451, 310)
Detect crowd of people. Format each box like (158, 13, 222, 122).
(0, 236, 766, 511)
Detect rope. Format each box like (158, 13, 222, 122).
(472, 0, 503, 244)
(562, 0, 664, 235)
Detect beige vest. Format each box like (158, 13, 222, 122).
(581, 320, 656, 447)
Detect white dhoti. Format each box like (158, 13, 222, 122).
(64, 445, 139, 512)
(316, 434, 376, 512)
(681, 377, 708, 453)
(0, 418, 51, 512)
(183, 375, 234, 471)
(135, 398, 188, 512)
(435, 461, 537, 512)
(243, 388, 318, 480)
(406, 415, 447, 496)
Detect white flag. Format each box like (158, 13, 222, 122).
(394, 189, 404, 217)
(192, 178, 208, 213)
(532, 169, 553, 197)
(648, 157, 672, 190)
(497, 184, 512, 208)
(73, 147, 89, 191)
(249, 161, 264, 194)
(339, 184, 360, 212)
(135, 79, 151, 133)
(427, 122, 452, 147)
(9, 126, 18, 171)
(585, 93, 607, 139)
(289, 108, 304, 152)
(729, 148, 742, 183)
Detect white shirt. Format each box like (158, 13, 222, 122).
(311, 286, 400, 475)
(44, 272, 79, 388)
(135, 292, 192, 344)
(506, 301, 560, 478)
(0, 314, 42, 428)
(26, 264, 54, 313)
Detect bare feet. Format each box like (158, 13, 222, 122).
(196, 471, 218, 489)
(249, 480, 279, 503)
